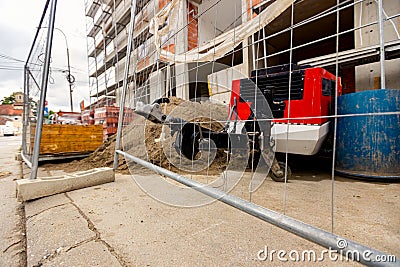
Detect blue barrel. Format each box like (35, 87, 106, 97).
(336, 89, 400, 180)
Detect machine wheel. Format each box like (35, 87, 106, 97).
(270, 161, 291, 182)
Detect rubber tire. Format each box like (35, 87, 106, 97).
(270, 161, 291, 182)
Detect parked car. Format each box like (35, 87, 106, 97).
(3, 123, 14, 136)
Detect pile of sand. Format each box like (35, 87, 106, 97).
(141, 97, 229, 175)
(43, 97, 230, 175)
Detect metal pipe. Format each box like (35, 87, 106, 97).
(113, 0, 137, 170)
(21, 151, 32, 169)
(22, 66, 29, 156)
(27, 68, 41, 91)
(166, 63, 171, 97)
(377, 0, 386, 89)
(30, 0, 58, 180)
(112, 0, 121, 103)
(262, 27, 267, 67)
(25, 0, 51, 65)
(331, 0, 341, 234)
(283, 1, 295, 215)
(84, 18, 93, 110)
(93, 36, 100, 107)
(116, 150, 396, 266)
(102, 31, 108, 106)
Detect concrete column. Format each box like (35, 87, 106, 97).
(354, 0, 400, 91)
(242, 0, 251, 76)
(175, 0, 190, 100)
(149, 69, 165, 102)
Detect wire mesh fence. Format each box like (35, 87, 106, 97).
(22, 0, 54, 169)
(93, 0, 399, 264)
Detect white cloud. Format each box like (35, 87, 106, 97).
(0, 0, 89, 112)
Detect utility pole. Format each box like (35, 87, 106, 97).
(43, 26, 75, 111)
(66, 46, 74, 111)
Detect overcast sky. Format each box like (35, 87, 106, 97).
(0, 0, 89, 112)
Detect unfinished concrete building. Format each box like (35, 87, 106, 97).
(84, 0, 400, 108)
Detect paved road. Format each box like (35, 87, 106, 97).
(0, 134, 22, 148)
(0, 135, 25, 266)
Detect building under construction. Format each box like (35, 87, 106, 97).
(84, 0, 400, 107)
(83, 0, 399, 178)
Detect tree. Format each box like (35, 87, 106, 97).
(1, 94, 16, 105)
(29, 98, 38, 117)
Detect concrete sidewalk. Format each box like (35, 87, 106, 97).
(0, 136, 25, 266)
(20, 160, 400, 266)
(22, 170, 377, 267)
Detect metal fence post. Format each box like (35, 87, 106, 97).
(22, 67, 29, 156)
(29, 0, 58, 180)
(377, 0, 386, 89)
(113, 0, 137, 170)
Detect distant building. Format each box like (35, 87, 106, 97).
(0, 92, 24, 134)
(13, 92, 24, 109)
(0, 104, 22, 118)
(0, 92, 24, 119)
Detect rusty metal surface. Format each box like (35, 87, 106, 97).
(336, 89, 400, 180)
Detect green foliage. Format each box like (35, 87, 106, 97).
(1, 94, 15, 105)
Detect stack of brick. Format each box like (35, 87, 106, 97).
(81, 110, 95, 125)
(94, 106, 119, 139)
(94, 106, 134, 139)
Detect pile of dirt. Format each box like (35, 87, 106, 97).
(144, 116, 228, 175)
(43, 97, 230, 175)
(140, 97, 229, 175)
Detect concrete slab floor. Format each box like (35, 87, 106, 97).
(26, 203, 95, 265)
(42, 240, 121, 267)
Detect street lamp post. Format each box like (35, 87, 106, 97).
(42, 26, 74, 112)
(65, 41, 74, 112)
(54, 27, 74, 112)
